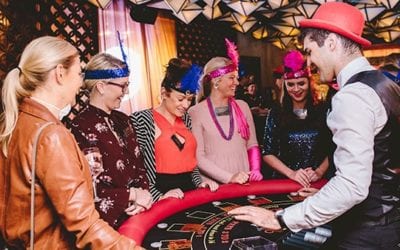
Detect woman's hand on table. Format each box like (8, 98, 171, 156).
(125, 202, 145, 216)
(288, 168, 310, 187)
(305, 167, 322, 182)
(228, 206, 281, 231)
(229, 171, 249, 184)
(160, 188, 184, 200)
(199, 179, 219, 192)
(134, 188, 153, 209)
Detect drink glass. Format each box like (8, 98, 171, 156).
(83, 146, 103, 202)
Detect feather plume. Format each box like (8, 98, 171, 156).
(225, 38, 239, 69)
(283, 50, 305, 73)
(180, 64, 203, 94)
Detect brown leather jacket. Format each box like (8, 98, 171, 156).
(0, 98, 141, 249)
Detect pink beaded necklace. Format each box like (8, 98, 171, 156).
(206, 97, 234, 140)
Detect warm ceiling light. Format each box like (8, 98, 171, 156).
(203, 0, 221, 7)
(227, 0, 265, 16)
(272, 23, 300, 36)
(376, 11, 399, 28)
(203, 5, 222, 20)
(267, 0, 289, 10)
(164, 0, 188, 13)
(272, 40, 286, 49)
(87, 0, 112, 9)
(174, 3, 203, 24)
(357, 4, 387, 22)
(129, 0, 152, 4)
(376, 26, 400, 42)
(252, 25, 268, 39)
(296, 0, 320, 19)
(378, 0, 399, 9)
(231, 14, 257, 33)
(281, 13, 304, 27)
(260, 11, 276, 19)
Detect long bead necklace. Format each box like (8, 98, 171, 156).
(206, 97, 234, 140)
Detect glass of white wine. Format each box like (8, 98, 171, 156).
(83, 146, 103, 202)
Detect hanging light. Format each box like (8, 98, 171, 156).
(376, 26, 400, 42)
(164, 0, 188, 13)
(379, 0, 399, 9)
(129, 0, 152, 4)
(252, 25, 269, 39)
(296, 0, 320, 19)
(87, 0, 112, 9)
(281, 13, 305, 28)
(227, 0, 265, 16)
(203, 5, 222, 20)
(267, 0, 289, 10)
(231, 12, 257, 33)
(174, 2, 203, 24)
(357, 4, 387, 22)
(272, 23, 300, 36)
(203, 0, 221, 7)
(376, 11, 399, 28)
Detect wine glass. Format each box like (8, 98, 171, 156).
(83, 147, 103, 202)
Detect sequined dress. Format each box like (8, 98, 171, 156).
(262, 105, 331, 178)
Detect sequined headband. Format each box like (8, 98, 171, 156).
(84, 67, 129, 80)
(206, 64, 236, 80)
(84, 31, 129, 80)
(283, 68, 311, 80)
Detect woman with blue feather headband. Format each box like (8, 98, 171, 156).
(130, 58, 219, 201)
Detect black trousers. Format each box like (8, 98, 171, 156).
(327, 208, 400, 250)
(155, 171, 196, 193)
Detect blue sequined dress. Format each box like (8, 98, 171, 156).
(262, 105, 332, 178)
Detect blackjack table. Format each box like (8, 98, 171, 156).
(119, 179, 328, 250)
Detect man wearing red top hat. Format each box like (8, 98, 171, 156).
(229, 2, 400, 249)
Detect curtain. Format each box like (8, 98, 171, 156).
(98, 1, 177, 115)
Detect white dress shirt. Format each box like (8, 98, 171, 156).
(283, 57, 388, 231)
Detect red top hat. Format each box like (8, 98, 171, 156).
(299, 2, 371, 47)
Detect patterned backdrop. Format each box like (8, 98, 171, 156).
(176, 16, 236, 66)
(0, 0, 98, 82)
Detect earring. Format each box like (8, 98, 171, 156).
(214, 82, 219, 89)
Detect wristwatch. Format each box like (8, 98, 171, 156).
(275, 209, 287, 229)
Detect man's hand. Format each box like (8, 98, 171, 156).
(228, 206, 281, 231)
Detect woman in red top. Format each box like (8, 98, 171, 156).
(131, 58, 218, 201)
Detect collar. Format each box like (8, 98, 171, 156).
(337, 57, 375, 89)
(20, 98, 62, 124)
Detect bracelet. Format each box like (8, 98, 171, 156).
(275, 209, 287, 229)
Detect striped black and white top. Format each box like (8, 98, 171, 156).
(130, 109, 202, 201)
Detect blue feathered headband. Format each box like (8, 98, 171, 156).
(84, 31, 130, 80)
(167, 64, 203, 95)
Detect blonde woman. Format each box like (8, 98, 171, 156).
(189, 39, 263, 184)
(70, 53, 153, 229)
(0, 36, 140, 249)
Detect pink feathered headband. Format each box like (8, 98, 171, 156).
(283, 50, 311, 80)
(206, 38, 239, 80)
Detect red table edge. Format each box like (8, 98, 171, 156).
(118, 179, 327, 244)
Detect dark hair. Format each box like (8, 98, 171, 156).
(300, 28, 361, 54)
(280, 78, 315, 127)
(161, 58, 191, 92)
